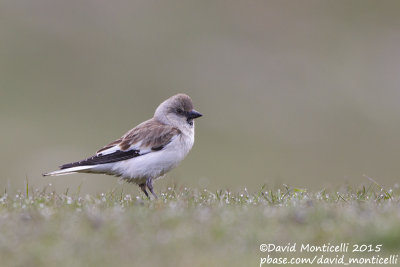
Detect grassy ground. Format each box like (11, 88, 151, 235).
(0, 183, 399, 267)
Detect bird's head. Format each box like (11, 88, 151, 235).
(154, 94, 202, 128)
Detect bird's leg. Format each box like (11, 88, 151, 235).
(139, 183, 149, 199)
(146, 178, 158, 199)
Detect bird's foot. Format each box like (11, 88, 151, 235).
(139, 183, 149, 199)
(146, 178, 158, 199)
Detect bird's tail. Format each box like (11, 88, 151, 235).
(42, 166, 94, 177)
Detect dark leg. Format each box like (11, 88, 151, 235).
(139, 183, 149, 198)
(146, 178, 158, 199)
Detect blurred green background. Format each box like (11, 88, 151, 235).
(1, 0, 400, 194)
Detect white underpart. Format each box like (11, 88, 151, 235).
(89, 125, 195, 185)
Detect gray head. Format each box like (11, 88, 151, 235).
(154, 94, 202, 127)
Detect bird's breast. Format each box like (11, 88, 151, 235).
(177, 128, 195, 157)
(111, 128, 195, 182)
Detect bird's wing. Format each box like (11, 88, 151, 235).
(60, 119, 181, 169)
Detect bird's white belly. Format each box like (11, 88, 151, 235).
(96, 132, 194, 184)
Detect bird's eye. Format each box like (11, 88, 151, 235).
(177, 108, 184, 115)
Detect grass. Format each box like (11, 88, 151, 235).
(0, 183, 399, 267)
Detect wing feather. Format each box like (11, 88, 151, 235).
(97, 119, 181, 154)
(59, 119, 181, 169)
(60, 150, 140, 169)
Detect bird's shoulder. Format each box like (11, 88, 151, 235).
(97, 118, 181, 155)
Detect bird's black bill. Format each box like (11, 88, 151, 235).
(187, 109, 203, 120)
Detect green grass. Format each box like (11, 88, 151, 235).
(0, 183, 399, 267)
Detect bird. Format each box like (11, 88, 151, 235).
(43, 94, 202, 199)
